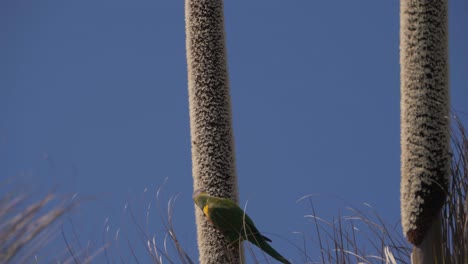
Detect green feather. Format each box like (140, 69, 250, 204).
(193, 191, 291, 264)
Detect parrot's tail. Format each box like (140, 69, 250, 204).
(249, 236, 291, 264)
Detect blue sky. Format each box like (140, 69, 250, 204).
(1, 0, 467, 262)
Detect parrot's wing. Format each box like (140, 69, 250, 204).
(207, 199, 245, 243)
(242, 214, 272, 242)
(207, 198, 272, 243)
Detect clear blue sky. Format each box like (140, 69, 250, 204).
(1, 0, 467, 262)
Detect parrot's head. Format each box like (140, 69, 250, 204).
(193, 189, 209, 209)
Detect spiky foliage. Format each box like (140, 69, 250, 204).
(185, 0, 240, 263)
(298, 197, 411, 264)
(400, 0, 450, 247)
(99, 186, 195, 264)
(0, 185, 74, 263)
(439, 114, 468, 263)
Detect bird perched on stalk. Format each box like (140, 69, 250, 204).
(193, 190, 291, 264)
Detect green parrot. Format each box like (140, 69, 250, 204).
(193, 190, 291, 264)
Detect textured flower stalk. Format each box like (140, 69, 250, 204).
(400, 0, 450, 246)
(185, 0, 241, 263)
